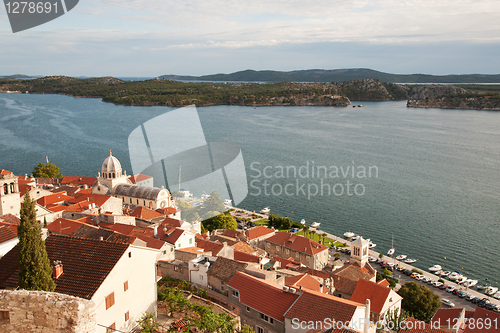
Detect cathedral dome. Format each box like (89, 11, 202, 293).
(101, 151, 122, 178)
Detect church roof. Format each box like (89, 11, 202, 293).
(101, 152, 122, 174)
(114, 184, 166, 201)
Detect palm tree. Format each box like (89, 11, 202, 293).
(302, 226, 309, 238)
(322, 232, 327, 245)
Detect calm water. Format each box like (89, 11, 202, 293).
(1, 93, 499, 285)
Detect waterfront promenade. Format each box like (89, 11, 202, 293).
(228, 206, 499, 310)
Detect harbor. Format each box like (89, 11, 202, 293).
(229, 205, 500, 311)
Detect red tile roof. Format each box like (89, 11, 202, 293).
(68, 193, 113, 208)
(110, 223, 137, 236)
(195, 236, 224, 256)
(45, 218, 85, 235)
(431, 308, 465, 327)
(61, 176, 97, 186)
(284, 289, 361, 324)
(133, 233, 166, 250)
(0, 226, 17, 243)
(285, 273, 323, 293)
(76, 216, 98, 225)
(463, 307, 500, 333)
(221, 229, 243, 239)
(273, 255, 302, 269)
(400, 318, 450, 333)
(207, 257, 249, 282)
(0, 214, 21, 225)
(266, 232, 328, 255)
(156, 207, 179, 216)
(245, 226, 275, 240)
(350, 278, 392, 314)
(234, 250, 260, 263)
(64, 200, 94, 212)
(129, 206, 163, 220)
(333, 262, 375, 295)
(158, 226, 185, 245)
(0, 170, 13, 175)
(377, 279, 390, 288)
(232, 241, 255, 254)
(162, 217, 183, 228)
(228, 272, 299, 322)
(0, 234, 129, 299)
(36, 192, 73, 206)
(47, 205, 69, 213)
(129, 174, 152, 183)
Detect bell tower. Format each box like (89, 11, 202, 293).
(350, 236, 369, 268)
(0, 170, 21, 217)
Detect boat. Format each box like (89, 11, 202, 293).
(224, 199, 232, 206)
(369, 242, 377, 249)
(494, 291, 500, 300)
(457, 276, 468, 284)
(464, 279, 478, 288)
(434, 270, 443, 276)
(405, 258, 417, 264)
(387, 234, 395, 256)
(476, 284, 488, 290)
(311, 222, 321, 228)
(448, 272, 461, 281)
(260, 207, 270, 214)
(429, 265, 442, 272)
(396, 255, 407, 260)
(440, 271, 451, 277)
(344, 231, 355, 238)
(300, 219, 306, 225)
(486, 286, 499, 296)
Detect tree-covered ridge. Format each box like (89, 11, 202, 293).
(0, 76, 350, 107)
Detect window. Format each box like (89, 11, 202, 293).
(246, 306, 250, 312)
(128, 251, 132, 258)
(260, 313, 273, 323)
(124, 281, 129, 292)
(170, 247, 174, 252)
(106, 322, 116, 333)
(163, 250, 166, 255)
(0, 310, 10, 324)
(267, 243, 270, 248)
(256, 327, 264, 333)
(232, 290, 239, 297)
(189, 238, 193, 244)
(174, 266, 179, 271)
(105, 292, 115, 310)
(125, 311, 130, 321)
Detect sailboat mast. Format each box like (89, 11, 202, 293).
(178, 165, 181, 191)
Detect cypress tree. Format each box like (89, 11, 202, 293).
(17, 192, 56, 291)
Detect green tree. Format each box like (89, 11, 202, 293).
(202, 212, 237, 232)
(385, 308, 409, 332)
(397, 282, 441, 323)
(17, 192, 56, 291)
(137, 311, 160, 333)
(188, 306, 236, 333)
(32, 162, 63, 178)
(240, 325, 255, 333)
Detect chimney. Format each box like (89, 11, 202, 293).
(364, 299, 371, 333)
(154, 225, 158, 238)
(52, 260, 63, 280)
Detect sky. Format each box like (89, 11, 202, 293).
(1, 0, 500, 77)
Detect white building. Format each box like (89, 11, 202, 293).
(0, 234, 160, 333)
(0, 170, 21, 217)
(92, 152, 175, 210)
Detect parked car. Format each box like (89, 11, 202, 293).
(441, 298, 455, 307)
(446, 286, 455, 292)
(465, 294, 475, 301)
(452, 289, 460, 295)
(478, 298, 490, 308)
(415, 275, 425, 281)
(457, 291, 467, 298)
(411, 272, 419, 278)
(471, 297, 482, 304)
(439, 284, 448, 290)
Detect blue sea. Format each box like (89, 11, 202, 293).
(1, 93, 499, 286)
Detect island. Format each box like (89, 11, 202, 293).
(1, 76, 499, 110)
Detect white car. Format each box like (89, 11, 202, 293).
(415, 275, 425, 281)
(441, 298, 455, 307)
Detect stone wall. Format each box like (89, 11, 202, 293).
(0, 289, 96, 333)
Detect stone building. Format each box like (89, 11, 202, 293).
(0, 170, 21, 217)
(92, 152, 175, 211)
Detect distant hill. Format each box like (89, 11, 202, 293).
(159, 69, 500, 83)
(0, 74, 38, 79)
